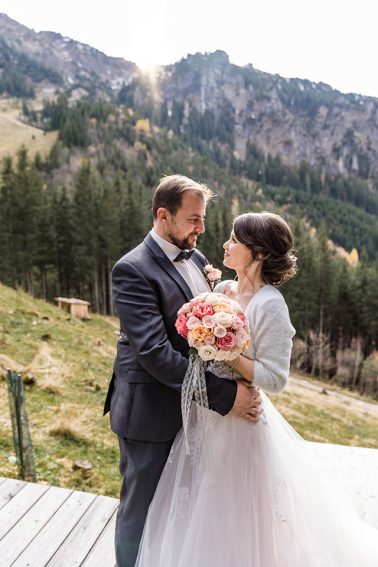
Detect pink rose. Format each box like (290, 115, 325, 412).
(178, 302, 192, 315)
(175, 313, 188, 339)
(207, 270, 221, 282)
(235, 329, 249, 348)
(193, 304, 215, 318)
(237, 313, 248, 328)
(217, 332, 237, 351)
(204, 333, 216, 345)
(231, 315, 244, 330)
(204, 265, 222, 282)
(186, 315, 201, 329)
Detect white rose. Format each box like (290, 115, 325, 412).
(202, 315, 216, 328)
(197, 291, 209, 300)
(198, 345, 218, 361)
(214, 312, 233, 327)
(215, 349, 229, 361)
(186, 316, 201, 329)
(213, 325, 227, 338)
(205, 293, 223, 305)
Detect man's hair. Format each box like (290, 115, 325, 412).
(152, 175, 214, 220)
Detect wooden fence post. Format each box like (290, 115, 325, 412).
(6, 369, 36, 482)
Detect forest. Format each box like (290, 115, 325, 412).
(0, 97, 377, 397)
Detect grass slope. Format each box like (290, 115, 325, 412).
(0, 99, 57, 161)
(0, 283, 377, 498)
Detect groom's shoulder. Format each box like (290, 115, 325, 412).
(112, 240, 151, 272)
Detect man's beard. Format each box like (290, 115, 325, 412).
(167, 230, 197, 250)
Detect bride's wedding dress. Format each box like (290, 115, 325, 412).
(135, 285, 378, 566)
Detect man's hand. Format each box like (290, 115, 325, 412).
(229, 381, 262, 423)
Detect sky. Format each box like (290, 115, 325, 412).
(1, 0, 378, 97)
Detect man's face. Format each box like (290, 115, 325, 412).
(164, 191, 206, 249)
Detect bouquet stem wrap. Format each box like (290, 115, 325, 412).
(181, 352, 209, 454)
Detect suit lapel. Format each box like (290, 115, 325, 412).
(144, 233, 193, 301)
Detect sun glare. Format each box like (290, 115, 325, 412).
(137, 62, 160, 97)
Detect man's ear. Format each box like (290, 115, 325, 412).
(156, 207, 169, 222)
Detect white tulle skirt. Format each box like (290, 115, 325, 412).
(136, 392, 378, 566)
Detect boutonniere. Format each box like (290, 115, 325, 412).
(203, 264, 222, 290)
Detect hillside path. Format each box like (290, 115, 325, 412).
(289, 376, 378, 417)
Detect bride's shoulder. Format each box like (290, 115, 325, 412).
(256, 285, 287, 308)
(213, 279, 236, 297)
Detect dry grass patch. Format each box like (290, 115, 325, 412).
(49, 420, 89, 444)
(0, 99, 57, 161)
(25, 343, 67, 394)
(0, 354, 24, 374)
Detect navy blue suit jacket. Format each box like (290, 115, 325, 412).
(104, 232, 237, 442)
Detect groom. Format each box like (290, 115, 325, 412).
(104, 174, 261, 567)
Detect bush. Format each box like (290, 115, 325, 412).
(360, 352, 378, 399)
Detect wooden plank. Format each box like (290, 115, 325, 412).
(0, 485, 72, 565)
(0, 482, 48, 540)
(47, 495, 119, 566)
(12, 489, 96, 567)
(81, 509, 117, 567)
(0, 478, 26, 511)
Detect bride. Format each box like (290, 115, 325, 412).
(135, 212, 378, 566)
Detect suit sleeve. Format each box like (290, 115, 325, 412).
(112, 260, 236, 415)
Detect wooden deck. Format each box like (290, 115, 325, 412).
(0, 443, 377, 566)
(0, 477, 118, 566)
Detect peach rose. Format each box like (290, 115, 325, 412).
(213, 303, 233, 314)
(190, 324, 212, 342)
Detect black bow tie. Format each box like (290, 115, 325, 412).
(174, 249, 194, 262)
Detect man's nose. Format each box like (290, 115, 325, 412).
(197, 219, 205, 233)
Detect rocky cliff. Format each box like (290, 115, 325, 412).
(1, 14, 378, 182)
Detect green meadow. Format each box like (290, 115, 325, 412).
(0, 283, 377, 498)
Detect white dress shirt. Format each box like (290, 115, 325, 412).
(150, 229, 209, 296)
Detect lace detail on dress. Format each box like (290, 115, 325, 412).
(164, 443, 175, 471)
(174, 486, 191, 521)
(271, 476, 289, 524)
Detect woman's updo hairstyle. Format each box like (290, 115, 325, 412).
(233, 212, 297, 285)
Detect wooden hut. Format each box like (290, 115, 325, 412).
(55, 297, 90, 319)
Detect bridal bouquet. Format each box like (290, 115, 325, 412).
(175, 291, 250, 361)
(175, 291, 250, 451)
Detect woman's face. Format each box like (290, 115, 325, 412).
(223, 229, 252, 271)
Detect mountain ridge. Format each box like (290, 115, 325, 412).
(1, 13, 378, 184)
